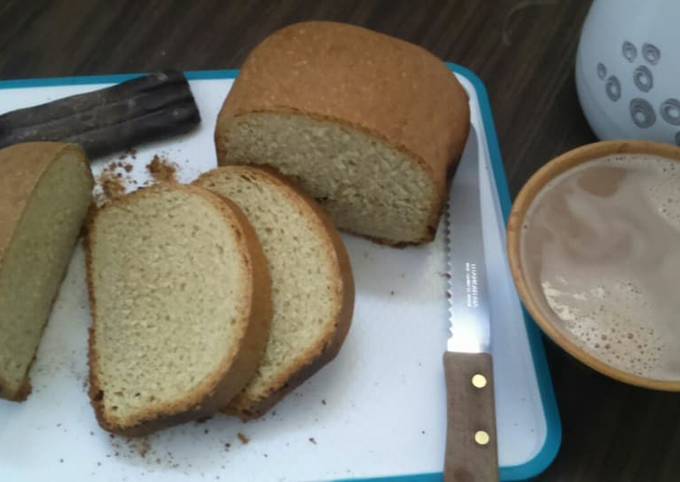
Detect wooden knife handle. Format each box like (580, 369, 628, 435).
(444, 351, 499, 482)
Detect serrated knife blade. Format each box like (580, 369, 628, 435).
(446, 127, 491, 355)
(443, 126, 499, 482)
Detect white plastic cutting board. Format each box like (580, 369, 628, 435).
(0, 68, 559, 482)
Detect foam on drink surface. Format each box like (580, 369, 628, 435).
(521, 154, 680, 380)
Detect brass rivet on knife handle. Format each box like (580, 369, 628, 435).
(444, 352, 499, 482)
(471, 374, 487, 389)
(474, 431, 490, 446)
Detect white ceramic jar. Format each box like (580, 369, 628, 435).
(576, 0, 680, 145)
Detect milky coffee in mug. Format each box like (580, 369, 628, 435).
(520, 153, 680, 379)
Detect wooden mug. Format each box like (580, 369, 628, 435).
(507, 140, 680, 391)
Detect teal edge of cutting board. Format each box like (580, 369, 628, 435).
(0, 63, 562, 481)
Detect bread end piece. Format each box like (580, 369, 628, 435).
(215, 21, 470, 245)
(0, 142, 93, 401)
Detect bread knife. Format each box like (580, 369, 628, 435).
(444, 125, 499, 482)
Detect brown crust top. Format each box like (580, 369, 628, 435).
(0, 142, 93, 401)
(216, 21, 470, 244)
(195, 165, 354, 419)
(219, 21, 469, 187)
(85, 183, 272, 435)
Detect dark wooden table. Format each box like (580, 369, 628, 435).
(2, 1, 679, 480)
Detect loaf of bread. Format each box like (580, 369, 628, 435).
(0, 142, 93, 401)
(86, 184, 272, 435)
(215, 21, 470, 245)
(195, 166, 354, 418)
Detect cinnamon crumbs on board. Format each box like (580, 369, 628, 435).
(95, 161, 131, 205)
(100, 172, 125, 199)
(146, 155, 178, 183)
(95, 161, 133, 205)
(94, 153, 180, 205)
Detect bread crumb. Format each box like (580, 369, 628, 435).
(99, 171, 125, 199)
(132, 437, 151, 457)
(95, 160, 135, 205)
(237, 432, 250, 445)
(147, 155, 178, 183)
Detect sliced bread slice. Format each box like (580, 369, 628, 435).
(0, 142, 93, 401)
(195, 166, 354, 419)
(86, 183, 272, 435)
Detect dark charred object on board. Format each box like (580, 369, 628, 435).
(0, 71, 200, 158)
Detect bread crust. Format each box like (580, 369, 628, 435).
(86, 183, 272, 436)
(196, 166, 354, 419)
(215, 21, 470, 244)
(0, 142, 93, 401)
